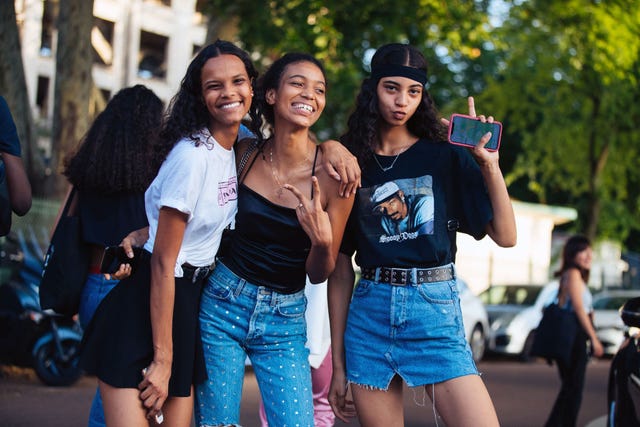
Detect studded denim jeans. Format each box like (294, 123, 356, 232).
(195, 262, 313, 427)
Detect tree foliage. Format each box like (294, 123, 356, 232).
(478, 0, 640, 248)
(202, 0, 497, 138)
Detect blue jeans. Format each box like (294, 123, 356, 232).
(195, 261, 313, 427)
(79, 273, 119, 427)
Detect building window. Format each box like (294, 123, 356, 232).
(92, 18, 115, 66)
(36, 76, 50, 118)
(138, 31, 168, 80)
(39, 0, 58, 57)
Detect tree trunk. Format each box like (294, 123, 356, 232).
(0, 3, 46, 196)
(204, 12, 239, 44)
(49, 0, 95, 198)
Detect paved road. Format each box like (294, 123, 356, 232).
(0, 357, 610, 426)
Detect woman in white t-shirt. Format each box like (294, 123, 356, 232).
(79, 40, 260, 427)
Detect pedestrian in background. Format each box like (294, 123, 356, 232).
(545, 234, 603, 427)
(328, 42, 516, 427)
(62, 84, 164, 427)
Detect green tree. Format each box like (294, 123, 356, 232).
(201, 0, 497, 138)
(479, 0, 640, 249)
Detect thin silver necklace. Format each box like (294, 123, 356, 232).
(373, 144, 412, 172)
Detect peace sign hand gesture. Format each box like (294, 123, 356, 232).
(284, 176, 333, 249)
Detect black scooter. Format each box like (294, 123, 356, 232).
(607, 296, 640, 426)
(0, 230, 83, 386)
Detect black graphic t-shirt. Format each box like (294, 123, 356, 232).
(341, 139, 493, 269)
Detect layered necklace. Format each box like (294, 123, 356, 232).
(268, 140, 311, 198)
(373, 143, 414, 172)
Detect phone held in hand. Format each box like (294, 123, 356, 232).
(447, 113, 502, 152)
(100, 245, 142, 274)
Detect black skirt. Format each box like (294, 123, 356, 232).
(79, 251, 207, 397)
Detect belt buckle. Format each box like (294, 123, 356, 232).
(191, 264, 213, 284)
(389, 268, 407, 286)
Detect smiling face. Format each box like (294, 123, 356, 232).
(376, 76, 423, 127)
(266, 61, 326, 129)
(201, 54, 253, 134)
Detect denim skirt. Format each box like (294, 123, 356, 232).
(344, 275, 477, 390)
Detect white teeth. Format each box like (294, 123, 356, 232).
(220, 102, 241, 110)
(293, 103, 313, 113)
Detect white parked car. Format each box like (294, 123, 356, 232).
(457, 278, 491, 363)
(479, 282, 558, 360)
(592, 290, 638, 356)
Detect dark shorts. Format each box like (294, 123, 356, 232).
(79, 251, 207, 397)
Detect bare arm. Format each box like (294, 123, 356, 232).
(318, 139, 361, 197)
(327, 253, 357, 422)
(138, 207, 187, 420)
(564, 269, 604, 357)
(445, 97, 516, 247)
(2, 153, 31, 215)
(478, 153, 517, 247)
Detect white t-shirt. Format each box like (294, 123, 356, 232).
(144, 129, 237, 277)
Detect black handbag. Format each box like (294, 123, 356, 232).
(530, 302, 579, 365)
(39, 188, 89, 315)
(0, 159, 12, 236)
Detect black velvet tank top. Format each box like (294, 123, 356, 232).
(220, 146, 319, 294)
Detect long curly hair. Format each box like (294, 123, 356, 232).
(257, 52, 326, 130)
(341, 43, 448, 166)
(158, 39, 261, 156)
(555, 234, 591, 283)
(63, 84, 164, 193)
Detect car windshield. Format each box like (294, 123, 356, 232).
(480, 285, 544, 306)
(593, 296, 633, 310)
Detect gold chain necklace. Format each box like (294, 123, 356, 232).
(268, 143, 310, 198)
(373, 144, 413, 172)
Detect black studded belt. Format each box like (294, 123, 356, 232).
(360, 265, 454, 286)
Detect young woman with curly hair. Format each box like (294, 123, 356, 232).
(80, 40, 262, 427)
(194, 52, 354, 427)
(63, 84, 164, 427)
(81, 41, 358, 427)
(327, 43, 517, 427)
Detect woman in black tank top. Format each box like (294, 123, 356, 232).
(194, 53, 354, 427)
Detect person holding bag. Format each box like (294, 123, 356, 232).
(55, 85, 164, 427)
(545, 234, 603, 427)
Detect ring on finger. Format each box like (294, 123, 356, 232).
(297, 203, 303, 208)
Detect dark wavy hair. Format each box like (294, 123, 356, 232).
(555, 234, 592, 282)
(341, 43, 448, 165)
(158, 39, 261, 157)
(63, 84, 164, 193)
(257, 52, 326, 130)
